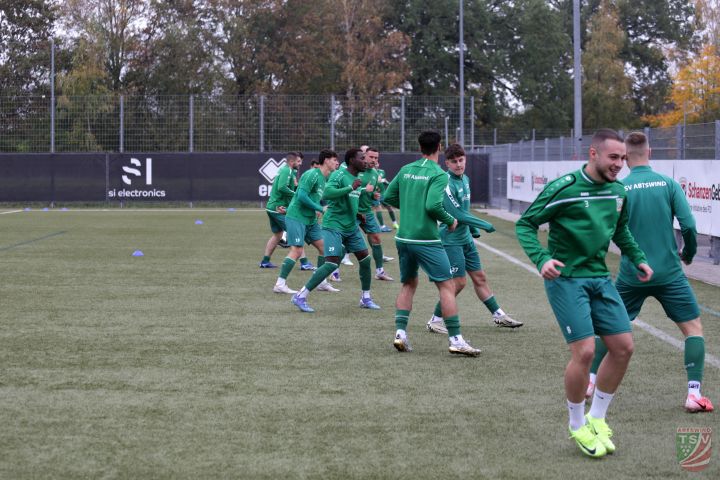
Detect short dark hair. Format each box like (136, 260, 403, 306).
(444, 143, 465, 160)
(591, 128, 624, 148)
(345, 147, 363, 164)
(365, 147, 378, 153)
(310, 158, 320, 166)
(418, 130, 442, 155)
(286, 152, 300, 161)
(625, 131, 648, 148)
(318, 149, 337, 165)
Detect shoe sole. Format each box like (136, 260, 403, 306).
(449, 348, 481, 357)
(375, 276, 394, 281)
(393, 340, 411, 352)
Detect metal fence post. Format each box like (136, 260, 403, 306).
(401, 95, 405, 152)
(470, 96, 475, 150)
(715, 120, 719, 160)
(261, 95, 266, 152)
(444, 117, 449, 146)
(119, 95, 124, 152)
(544, 137, 549, 162)
(493, 128, 497, 146)
(560, 136, 564, 161)
(531, 129, 535, 162)
(676, 124, 683, 160)
(189, 95, 194, 153)
(50, 38, 55, 153)
(330, 95, 335, 151)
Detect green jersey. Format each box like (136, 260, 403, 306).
(516, 165, 647, 277)
(377, 168, 388, 195)
(617, 165, 696, 286)
(285, 168, 326, 225)
(266, 164, 297, 212)
(440, 172, 495, 245)
(357, 168, 379, 213)
(322, 168, 362, 233)
(384, 158, 455, 244)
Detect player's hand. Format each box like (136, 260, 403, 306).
(540, 259, 565, 280)
(373, 191, 381, 199)
(679, 250, 693, 265)
(364, 183, 374, 193)
(276, 206, 287, 214)
(352, 179, 362, 190)
(636, 263, 653, 282)
(471, 231, 481, 238)
(485, 226, 496, 233)
(447, 219, 458, 232)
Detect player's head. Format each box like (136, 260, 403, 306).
(418, 130, 442, 156)
(625, 131, 651, 166)
(589, 129, 626, 183)
(318, 149, 339, 171)
(364, 147, 379, 168)
(360, 145, 370, 153)
(310, 158, 320, 168)
(286, 151, 303, 169)
(345, 147, 367, 172)
(444, 143, 466, 176)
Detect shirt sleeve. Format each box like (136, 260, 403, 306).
(671, 181, 697, 261)
(323, 172, 354, 200)
(611, 195, 647, 267)
(276, 168, 295, 196)
(426, 173, 455, 226)
(443, 184, 495, 232)
(515, 181, 568, 271)
(383, 176, 400, 208)
(296, 188, 323, 213)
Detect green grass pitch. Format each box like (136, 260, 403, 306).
(1, 208, 718, 478)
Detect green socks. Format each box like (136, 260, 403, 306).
(299, 256, 309, 266)
(279, 257, 296, 279)
(376, 211, 385, 226)
(445, 315, 461, 337)
(590, 336, 608, 375)
(388, 209, 397, 222)
(371, 244, 383, 270)
(433, 301, 443, 318)
(685, 336, 705, 383)
(359, 255, 372, 291)
(261, 255, 271, 264)
(395, 309, 410, 330)
(305, 262, 338, 291)
(482, 295, 500, 314)
(317, 256, 325, 268)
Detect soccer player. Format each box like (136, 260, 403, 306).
(273, 149, 340, 294)
(292, 148, 381, 312)
(260, 152, 314, 270)
(425, 144, 523, 333)
(374, 161, 399, 232)
(359, 147, 394, 281)
(383, 130, 481, 357)
(516, 129, 653, 458)
(586, 131, 713, 413)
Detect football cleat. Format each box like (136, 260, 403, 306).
(426, 319, 448, 334)
(448, 339, 481, 357)
(375, 270, 394, 281)
(300, 262, 316, 271)
(359, 297, 381, 309)
(379, 225, 393, 233)
(278, 240, 290, 248)
(291, 293, 315, 313)
(341, 256, 354, 266)
(331, 270, 342, 282)
(685, 394, 714, 413)
(382, 255, 395, 262)
(569, 424, 607, 458)
(585, 381, 595, 400)
(493, 314, 523, 328)
(273, 284, 297, 294)
(317, 280, 340, 292)
(393, 334, 412, 352)
(585, 414, 616, 454)
(392, 222, 399, 230)
(259, 261, 278, 268)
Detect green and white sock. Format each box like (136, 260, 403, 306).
(395, 310, 410, 331)
(371, 244, 383, 270)
(359, 256, 372, 291)
(685, 336, 705, 395)
(279, 257, 296, 279)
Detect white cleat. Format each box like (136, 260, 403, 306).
(341, 256, 354, 266)
(317, 280, 340, 292)
(393, 334, 412, 352)
(273, 284, 297, 294)
(382, 255, 395, 262)
(449, 339, 481, 357)
(426, 319, 448, 334)
(375, 269, 394, 281)
(493, 314, 523, 328)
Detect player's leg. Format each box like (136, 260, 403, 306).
(393, 242, 418, 352)
(658, 278, 713, 411)
(384, 202, 399, 229)
(274, 217, 306, 293)
(261, 211, 286, 267)
(292, 231, 341, 312)
(364, 222, 393, 280)
(347, 228, 380, 309)
(426, 245, 465, 334)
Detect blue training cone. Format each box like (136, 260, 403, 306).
(24, 208, 31, 211)
(132, 250, 144, 257)
(42, 207, 49, 211)
(195, 219, 204, 225)
(60, 208, 68, 211)
(228, 208, 236, 212)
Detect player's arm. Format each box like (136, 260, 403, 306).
(323, 172, 353, 200)
(296, 188, 323, 213)
(275, 168, 295, 196)
(612, 196, 649, 268)
(426, 174, 455, 227)
(442, 185, 495, 233)
(515, 183, 563, 272)
(672, 181, 697, 264)
(383, 176, 400, 208)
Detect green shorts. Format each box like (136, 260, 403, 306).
(359, 210, 382, 234)
(616, 276, 700, 323)
(544, 276, 631, 343)
(444, 242, 482, 278)
(323, 227, 367, 257)
(266, 210, 286, 234)
(396, 241, 452, 283)
(285, 216, 322, 247)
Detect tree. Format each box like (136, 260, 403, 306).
(646, 44, 720, 127)
(582, 0, 635, 129)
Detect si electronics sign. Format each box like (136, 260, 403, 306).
(109, 157, 167, 199)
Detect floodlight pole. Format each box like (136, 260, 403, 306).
(459, 0, 465, 147)
(573, 0, 582, 159)
(50, 38, 55, 153)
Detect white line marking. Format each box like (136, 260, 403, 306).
(0, 210, 23, 215)
(474, 239, 720, 369)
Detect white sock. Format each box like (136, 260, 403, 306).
(376, 268, 384, 275)
(492, 308, 506, 317)
(343, 254, 350, 261)
(449, 334, 465, 345)
(588, 389, 615, 419)
(362, 290, 371, 299)
(275, 278, 286, 287)
(567, 399, 586, 431)
(688, 381, 701, 397)
(297, 286, 309, 299)
(395, 329, 406, 339)
(589, 373, 597, 385)
(429, 315, 443, 323)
